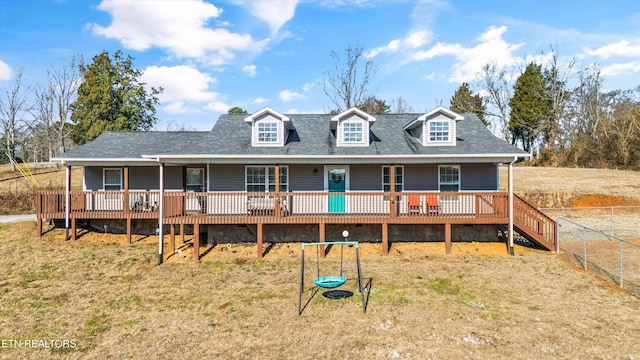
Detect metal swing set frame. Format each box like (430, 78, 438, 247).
(298, 241, 366, 315)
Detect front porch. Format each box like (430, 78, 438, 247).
(36, 189, 557, 260)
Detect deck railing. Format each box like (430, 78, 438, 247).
(37, 190, 510, 224)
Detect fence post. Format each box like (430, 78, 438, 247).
(583, 227, 587, 271)
(619, 240, 623, 287)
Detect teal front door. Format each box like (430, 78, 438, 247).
(327, 168, 346, 213)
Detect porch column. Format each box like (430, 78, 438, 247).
(157, 163, 165, 265)
(257, 222, 263, 259)
(274, 165, 280, 219)
(389, 165, 396, 218)
(381, 223, 389, 255)
(64, 165, 71, 241)
(124, 166, 131, 243)
(193, 223, 200, 261)
(445, 223, 452, 254)
(508, 158, 515, 255)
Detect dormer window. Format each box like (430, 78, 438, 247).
(343, 121, 363, 143)
(257, 122, 278, 143)
(428, 120, 451, 142)
(403, 106, 463, 147)
(245, 107, 292, 147)
(331, 107, 376, 147)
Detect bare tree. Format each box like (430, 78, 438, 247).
(390, 96, 414, 113)
(47, 55, 81, 155)
(322, 43, 375, 112)
(476, 62, 512, 143)
(0, 70, 33, 170)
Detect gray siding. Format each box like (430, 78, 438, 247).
(210, 164, 245, 191)
(404, 164, 438, 191)
(129, 167, 159, 190)
(460, 163, 497, 190)
(84, 167, 104, 190)
(289, 165, 323, 191)
(164, 166, 183, 190)
(350, 164, 381, 191)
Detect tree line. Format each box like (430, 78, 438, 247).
(2, 46, 639, 171)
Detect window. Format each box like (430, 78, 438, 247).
(382, 166, 403, 192)
(103, 168, 122, 191)
(429, 121, 450, 142)
(439, 165, 460, 193)
(343, 121, 363, 143)
(246, 166, 288, 193)
(257, 122, 278, 143)
(186, 168, 205, 192)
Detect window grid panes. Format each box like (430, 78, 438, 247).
(104, 169, 122, 191)
(246, 166, 288, 193)
(343, 122, 363, 143)
(429, 121, 450, 142)
(382, 166, 403, 192)
(186, 168, 205, 192)
(257, 122, 278, 142)
(439, 166, 459, 193)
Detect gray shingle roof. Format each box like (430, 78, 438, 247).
(54, 113, 527, 161)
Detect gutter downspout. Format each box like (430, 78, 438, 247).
(157, 163, 165, 265)
(508, 156, 517, 255)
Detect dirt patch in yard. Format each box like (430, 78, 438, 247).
(569, 194, 640, 207)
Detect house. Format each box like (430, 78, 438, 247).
(39, 106, 557, 263)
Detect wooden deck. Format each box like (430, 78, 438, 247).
(36, 190, 556, 257)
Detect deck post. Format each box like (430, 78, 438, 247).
(36, 192, 42, 237)
(170, 224, 175, 254)
(382, 222, 389, 255)
(157, 163, 165, 265)
(64, 165, 71, 241)
(257, 222, 263, 259)
(319, 222, 325, 258)
(126, 218, 132, 243)
(445, 223, 452, 254)
(193, 223, 200, 261)
(180, 223, 185, 245)
(71, 218, 76, 241)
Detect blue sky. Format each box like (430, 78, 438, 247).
(1, 0, 640, 131)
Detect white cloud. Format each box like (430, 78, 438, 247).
(164, 101, 195, 115)
(253, 97, 268, 104)
(411, 26, 523, 83)
(0, 60, 10, 80)
(600, 61, 640, 77)
(204, 101, 232, 112)
(279, 89, 306, 102)
(142, 65, 218, 103)
(234, 0, 299, 33)
(583, 40, 640, 59)
(243, 64, 257, 77)
(366, 29, 432, 58)
(91, 0, 263, 64)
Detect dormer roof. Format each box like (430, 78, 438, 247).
(403, 106, 463, 130)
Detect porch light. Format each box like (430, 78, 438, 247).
(313, 168, 318, 176)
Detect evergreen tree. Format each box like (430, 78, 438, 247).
(450, 83, 487, 125)
(70, 50, 162, 145)
(228, 106, 248, 114)
(358, 96, 390, 114)
(509, 63, 552, 152)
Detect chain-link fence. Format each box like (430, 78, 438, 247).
(547, 206, 640, 298)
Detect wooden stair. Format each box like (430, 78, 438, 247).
(513, 194, 557, 251)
